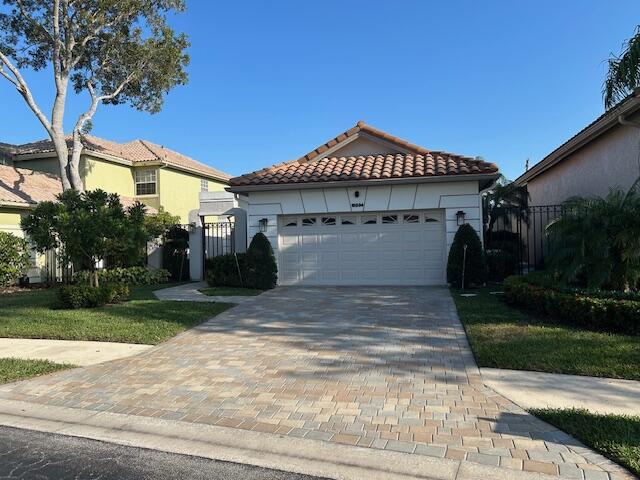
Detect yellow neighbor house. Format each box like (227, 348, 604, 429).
(0, 134, 231, 223)
(0, 135, 230, 282)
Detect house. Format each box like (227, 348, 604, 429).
(0, 164, 156, 282)
(1, 134, 231, 223)
(227, 121, 499, 286)
(515, 87, 640, 205)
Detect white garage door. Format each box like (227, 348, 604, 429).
(278, 210, 445, 286)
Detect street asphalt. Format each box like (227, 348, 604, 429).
(0, 425, 325, 480)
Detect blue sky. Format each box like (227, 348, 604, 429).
(1, 1, 640, 180)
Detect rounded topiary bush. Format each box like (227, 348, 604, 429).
(0, 231, 31, 287)
(245, 233, 277, 290)
(446, 224, 486, 288)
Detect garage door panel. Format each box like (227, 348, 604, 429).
(278, 210, 445, 286)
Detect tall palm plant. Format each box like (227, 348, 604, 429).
(604, 26, 640, 109)
(483, 177, 530, 233)
(546, 180, 640, 291)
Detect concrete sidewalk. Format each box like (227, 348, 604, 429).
(481, 368, 640, 416)
(0, 338, 152, 366)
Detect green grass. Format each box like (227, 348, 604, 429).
(452, 287, 640, 380)
(0, 358, 72, 384)
(199, 287, 263, 296)
(531, 408, 640, 477)
(0, 284, 232, 345)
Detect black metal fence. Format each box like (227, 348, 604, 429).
(202, 219, 236, 265)
(484, 205, 566, 277)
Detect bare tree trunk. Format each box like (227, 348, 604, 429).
(69, 132, 84, 191)
(50, 69, 73, 190)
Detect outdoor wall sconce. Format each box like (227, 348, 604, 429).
(258, 218, 269, 232)
(456, 210, 466, 226)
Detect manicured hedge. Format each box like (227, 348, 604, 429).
(504, 275, 640, 335)
(57, 283, 129, 309)
(0, 232, 30, 287)
(206, 253, 248, 288)
(74, 267, 170, 286)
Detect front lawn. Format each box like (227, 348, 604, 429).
(199, 287, 263, 296)
(452, 287, 640, 380)
(0, 285, 232, 345)
(0, 358, 71, 385)
(531, 408, 640, 477)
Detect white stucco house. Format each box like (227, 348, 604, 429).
(225, 121, 499, 286)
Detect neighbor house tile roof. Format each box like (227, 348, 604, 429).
(12, 135, 231, 181)
(230, 121, 498, 187)
(0, 164, 157, 213)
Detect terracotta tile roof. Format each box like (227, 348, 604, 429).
(230, 121, 498, 187)
(12, 135, 231, 181)
(0, 164, 157, 213)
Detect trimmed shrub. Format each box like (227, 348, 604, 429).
(504, 275, 640, 335)
(447, 224, 486, 288)
(163, 226, 190, 281)
(486, 249, 519, 281)
(73, 267, 170, 286)
(245, 233, 277, 290)
(206, 253, 248, 287)
(57, 283, 129, 309)
(0, 232, 31, 286)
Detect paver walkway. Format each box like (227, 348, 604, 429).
(154, 281, 259, 304)
(0, 287, 632, 479)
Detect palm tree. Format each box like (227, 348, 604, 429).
(482, 176, 530, 233)
(546, 180, 640, 291)
(604, 26, 640, 109)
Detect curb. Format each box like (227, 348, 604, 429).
(0, 399, 567, 480)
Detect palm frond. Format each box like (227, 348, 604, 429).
(603, 26, 640, 109)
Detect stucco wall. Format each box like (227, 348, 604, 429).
(82, 155, 135, 196)
(527, 122, 640, 205)
(242, 181, 482, 279)
(158, 167, 226, 223)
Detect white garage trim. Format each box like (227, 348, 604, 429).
(277, 210, 445, 286)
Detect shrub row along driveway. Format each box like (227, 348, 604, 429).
(0, 287, 631, 479)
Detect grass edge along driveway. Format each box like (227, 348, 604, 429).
(0, 358, 72, 385)
(531, 408, 640, 477)
(0, 284, 233, 345)
(451, 287, 640, 381)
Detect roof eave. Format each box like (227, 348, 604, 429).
(227, 172, 500, 193)
(515, 93, 640, 186)
(14, 150, 231, 183)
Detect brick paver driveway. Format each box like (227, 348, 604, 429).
(0, 287, 630, 479)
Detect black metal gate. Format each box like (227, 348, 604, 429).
(202, 219, 236, 265)
(484, 204, 566, 277)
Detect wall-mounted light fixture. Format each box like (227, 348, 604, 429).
(456, 210, 466, 226)
(258, 218, 269, 232)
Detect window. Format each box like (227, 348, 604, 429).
(403, 214, 419, 224)
(200, 179, 208, 192)
(341, 215, 357, 225)
(302, 217, 317, 226)
(382, 214, 398, 224)
(425, 216, 439, 222)
(361, 215, 377, 225)
(321, 217, 336, 226)
(283, 217, 297, 227)
(135, 169, 157, 195)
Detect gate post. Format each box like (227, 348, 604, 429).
(188, 210, 204, 281)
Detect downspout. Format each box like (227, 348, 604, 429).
(618, 113, 640, 179)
